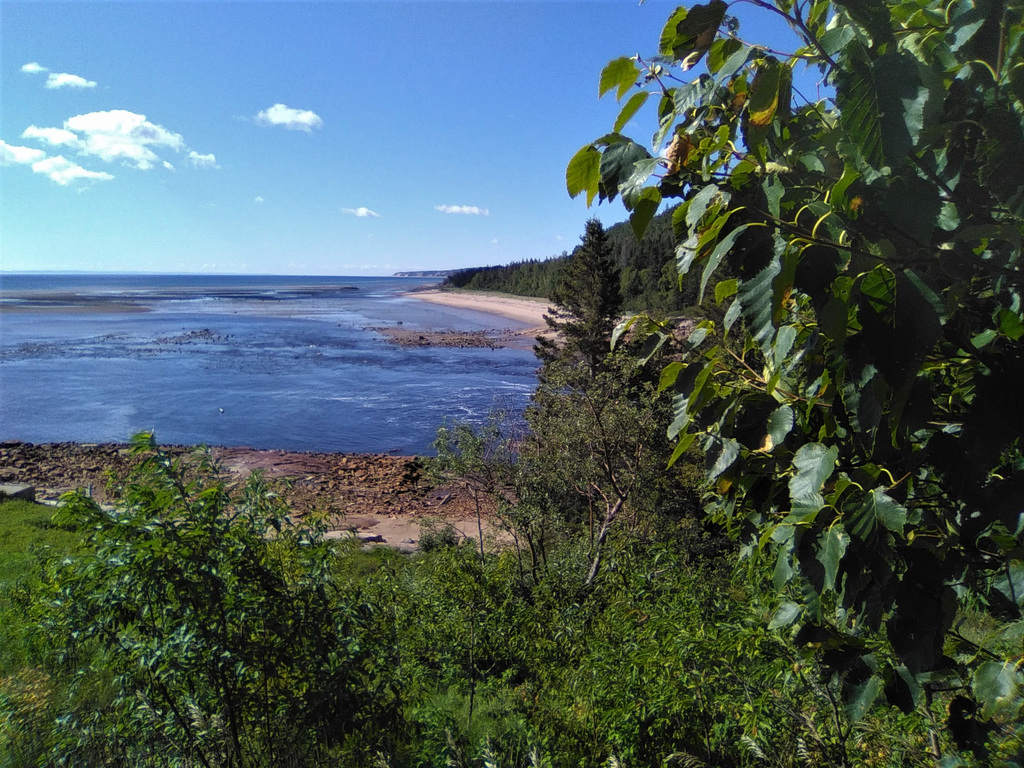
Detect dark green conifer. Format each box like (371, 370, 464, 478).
(535, 218, 623, 375)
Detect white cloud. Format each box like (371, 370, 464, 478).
(341, 206, 380, 218)
(15, 109, 215, 185)
(254, 196, 265, 204)
(491, 239, 499, 244)
(21, 62, 48, 74)
(21, 125, 81, 148)
(435, 204, 490, 216)
(63, 110, 185, 170)
(31, 155, 113, 186)
(0, 140, 47, 165)
(255, 103, 323, 132)
(45, 72, 97, 89)
(188, 150, 217, 168)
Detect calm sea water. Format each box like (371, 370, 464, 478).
(0, 274, 538, 454)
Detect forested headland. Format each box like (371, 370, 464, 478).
(442, 208, 699, 314)
(2, 0, 1023, 765)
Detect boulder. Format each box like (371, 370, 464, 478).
(0, 483, 36, 502)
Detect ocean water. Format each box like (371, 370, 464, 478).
(0, 274, 539, 454)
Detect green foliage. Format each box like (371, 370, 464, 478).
(535, 219, 624, 375)
(578, 0, 1024, 752)
(14, 434, 398, 766)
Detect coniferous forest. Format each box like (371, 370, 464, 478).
(2, 0, 1024, 765)
(443, 208, 695, 314)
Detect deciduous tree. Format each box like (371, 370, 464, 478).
(572, 0, 1024, 748)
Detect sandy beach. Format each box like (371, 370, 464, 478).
(409, 289, 551, 332)
(363, 288, 554, 350)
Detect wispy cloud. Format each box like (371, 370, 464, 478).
(32, 156, 113, 186)
(0, 140, 48, 166)
(187, 150, 217, 168)
(254, 196, 265, 204)
(435, 204, 489, 216)
(21, 62, 48, 74)
(255, 103, 323, 133)
(342, 206, 380, 218)
(2, 140, 112, 185)
(46, 72, 96, 89)
(21, 126, 81, 147)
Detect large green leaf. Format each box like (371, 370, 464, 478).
(599, 57, 640, 100)
(845, 674, 882, 722)
(659, 0, 727, 67)
(818, 524, 850, 590)
(566, 145, 601, 205)
(619, 157, 662, 208)
(766, 405, 794, 450)
(836, 51, 934, 169)
(831, 0, 895, 46)
(598, 139, 651, 203)
(613, 91, 650, 133)
(789, 443, 839, 513)
(768, 601, 801, 629)
(973, 661, 1021, 718)
(845, 487, 908, 540)
(738, 253, 783, 355)
(630, 188, 662, 241)
(699, 224, 753, 302)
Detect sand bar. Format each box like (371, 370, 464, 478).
(409, 289, 550, 331)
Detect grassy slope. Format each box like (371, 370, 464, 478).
(0, 499, 82, 674)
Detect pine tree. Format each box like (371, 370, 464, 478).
(535, 219, 623, 376)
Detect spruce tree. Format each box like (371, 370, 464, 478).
(534, 218, 622, 375)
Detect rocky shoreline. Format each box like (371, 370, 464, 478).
(0, 440, 495, 550)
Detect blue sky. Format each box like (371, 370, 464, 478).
(2, 1, 807, 276)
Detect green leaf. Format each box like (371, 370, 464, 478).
(566, 144, 601, 206)
(613, 91, 650, 132)
(846, 674, 883, 722)
(993, 561, 1024, 607)
(817, 524, 850, 590)
(766, 405, 794, 449)
(707, 38, 743, 74)
(715, 278, 738, 304)
(846, 487, 908, 540)
(769, 601, 802, 629)
(630, 188, 662, 240)
(831, 0, 895, 46)
(659, 361, 685, 391)
(599, 139, 651, 203)
(700, 223, 753, 303)
(973, 661, 1020, 718)
(620, 157, 662, 208)
(659, 0, 727, 67)
(837, 51, 934, 169)
(747, 58, 785, 127)
(706, 436, 739, 480)
(738, 251, 783, 355)
(599, 56, 640, 100)
(997, 308, 1024, 341)
(687, 185, 725, 230)
(762, 175, 784, 219)
(789, 443, 839, 512)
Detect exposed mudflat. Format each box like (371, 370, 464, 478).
(0, 440, 501, 551)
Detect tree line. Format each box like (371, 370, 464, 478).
(443, 207, 702, 313)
